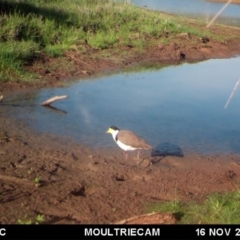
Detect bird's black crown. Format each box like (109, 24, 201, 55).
(110, 126, 120, 130)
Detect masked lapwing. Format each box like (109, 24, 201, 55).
(106, 126, 152, 165)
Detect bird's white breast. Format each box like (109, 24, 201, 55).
(111, 130, 138, 151)
(116, 140, 138, 151)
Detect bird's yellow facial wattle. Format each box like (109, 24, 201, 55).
(106, 128, 112, 134)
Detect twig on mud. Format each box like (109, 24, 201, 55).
(113, 212, 176, 224)
(40, 95, 68, 106)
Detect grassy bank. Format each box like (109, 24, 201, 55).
(0, 0, 219, 83)
(146, 190, 240, 224)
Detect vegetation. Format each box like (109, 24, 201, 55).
(17, 214, 45, 224)
(33, 177, 40, 187)
(146, 190, 240, 224)
(0, 0, 215, 82)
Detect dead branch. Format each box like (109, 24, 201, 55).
(113, 212, 176, 224)
(40, 95, 68, 106)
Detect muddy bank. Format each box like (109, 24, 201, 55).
(0, 115, 240, 224)
(1, 21, 240, 93)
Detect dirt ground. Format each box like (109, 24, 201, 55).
(0, 115, 240, 224)
(0, 22, 240, 224)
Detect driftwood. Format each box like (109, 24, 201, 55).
(0, 95, 3, 102)
(113, 212, 176, 224)
(40, 95, 68, 106)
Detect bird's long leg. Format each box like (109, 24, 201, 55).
(125, 151, 128, 161)
(137, 149, 140, 167)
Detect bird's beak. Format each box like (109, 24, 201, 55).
(106, 128, 111, 134)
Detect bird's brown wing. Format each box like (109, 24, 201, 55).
(117, 130, 152, 149)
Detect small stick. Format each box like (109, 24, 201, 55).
(40, 95, 68, 106)
(113, 212, 176, 224)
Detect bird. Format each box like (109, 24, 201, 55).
(106, 126, 152, 165)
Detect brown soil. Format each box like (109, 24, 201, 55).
(0, 21, 240, 224)
(0, 114, 240, 224)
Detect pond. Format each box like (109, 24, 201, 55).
(2, 57, 240, 156)
(130, 0, 240, 27)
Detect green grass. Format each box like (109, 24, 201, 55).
(17, 214, 45, 224)
(0, 0, 226, 82)
(146, 190, 240, 224)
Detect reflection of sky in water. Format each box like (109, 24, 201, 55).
(129, 0, 240, 27)
(2, 57, 240, 155)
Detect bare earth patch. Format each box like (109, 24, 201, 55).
(0, 116, 240, 224)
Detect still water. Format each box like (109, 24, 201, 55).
(2, 57, 240, 155)
(130, 0, 240, 27)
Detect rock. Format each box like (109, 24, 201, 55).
(112, 174, 125, 181)
(179, 52, 186, 60)
(178, 32, 191, 39)
(81, 70, 88, 75)
(200, 37, 209, 43)
(68, 184, 85, 197)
